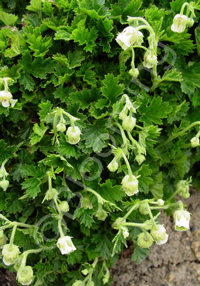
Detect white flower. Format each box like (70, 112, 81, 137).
(150, 225, 168, 245)
(116, 26, 143, 50)
(143, 51, 157, 68)
(173, 209, 190, 231)
(190, 136, 199, 148)
(121, 174, 139, 196)
(0, 90, 17, 108)
(157, 199, 164, 206)
(122, 227, 129, 239)
(17, 266, 34, 286)
(57, 236, 76, 255)
(171, 14, 188, 33)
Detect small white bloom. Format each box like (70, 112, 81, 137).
(143, 51, 157, 68)
(151, 225, 168, 245)
(173, 209, 190, 231)
(121, 174, 139, 196)
(116, 26, 143, 50)
(157, 199, 164, 206)
(0, 90, 17, 108)
(57, 236, 76, 255)
(190, 136, 199, 148)
(122, 227, 129, 239)
(171, 14, 188, 33)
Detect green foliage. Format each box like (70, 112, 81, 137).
(0, 0, 199, 285)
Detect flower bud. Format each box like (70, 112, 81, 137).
(72, 281, 84, 286)
(122, 116, 136, 132)
(116, 26, 143, 50)
(150, 224, 168, 245)
(0, 179, 9, 191)
(86, 281, 94, 286)
(122, 174, 139, 196)
(42, 188, 58, 202)
(2, 244, 20, 265)
(190, 136, 199, 148)
(0, 90, 12, 108)
(173, 209, 190, 231)
(56, 122, 66, 133)
(129, 68, 139, 79)
(176, 180, 190, 199)
(0, 165, 8, 178)
(95, 207, 107, 221)
(186, 17, 194, 28)
(143, 51, 157, 68)
(171, 14, 188, 33)
(81, 196, 93, 209)
(66, 126, 81, 145)
(57, 236, 76, 255)
(0, 230, 7, 248)
(58, 201, 69, 213)
(122, 227, 129, 239)
(139, 202, 149, 215)
(107, 160, 118, 172)
(137, 232, 154, 248)
(135, 154, 145, 165)
(17, 266, 34, 285)
(157, 199, 164, 206)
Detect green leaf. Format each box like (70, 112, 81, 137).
(73, 208, 94, 228)
(112, 229, 127, 256)
(30, 123, 48, 145)
(0, 140, 18, 162)
(82, 120, 109, 152)
(150, 172, 163, 199)
(38, 101, 53, 121)
(180, 63, 200, 94)
(131, 244, 149, 264)
(71, 23, 98, 53)
(22, 178, 41, 198)
(19, 73, 35, 91)
(91, 232, 113, 259)
(56, 133, 81, 159)
(0, 11, 18, 26)
(101, 74, 124, 104)
(26, 0, 42, 14)
(98, 180, 125, 203)
(97, 18, 114, 52)
(161, 68, 182, 83)
(195, 26, 200, 56)
(31, 58, 55, 79)
(137, 164, 154, 193)
(27, 32, 52, 57)
(54, 30, 71, 41)
(7, 198, 22, 214)
(171, 154, 188, 178)
(139, 96, 172, 125)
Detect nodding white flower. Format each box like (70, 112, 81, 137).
(190, 136, 199, 148)
(116, 26, 143, 50)
(57, 236, 76, 255)
(66, 126, 81, 145)
(151, 225, 168, 245)
(0, 90, 17, 108)
(122, 116, 136, 132)
(171, 14, 188, 33)
(121, 174, 139, 196)
(2, 244, 20, 265)
(17, 266, 34, 286)
(143, 51, 157, 68)
(137, 232, 154, 249)
(173, 209, 190, 231)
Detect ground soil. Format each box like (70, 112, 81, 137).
(0, 189, 199, 286)
(110, 188, 200, 286)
